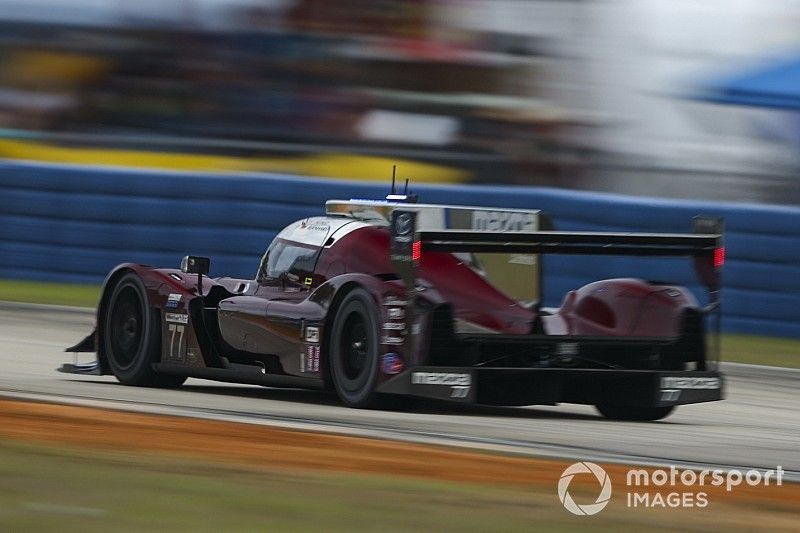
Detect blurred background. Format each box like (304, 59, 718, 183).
(1, 0, 800, 201)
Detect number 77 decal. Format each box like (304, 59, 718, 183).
(168, 324, 185, 359)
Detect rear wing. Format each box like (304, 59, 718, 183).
(389, 209, 724, 306)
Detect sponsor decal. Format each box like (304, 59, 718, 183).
(556, 342, 579, 357)
(304, 277, 313, 286)
(412, 372, 471, 386)
(299, 220, 330, 232)
(305, 326, 320, 343)
(301, 345, 320, 373)
(412, 372, 471, 399)
(660, 389, 681, 402)
(381, 353, 404, 374)
(386, 307, 405, 319)
(383, 296, 407, 306)
(508, 254, 536, 265)
(382, 322, 405, 331)
(165, 313, 188, 324)
(306, 223, 330, 231)
(381, 335, 404, 345)
(660, 377, 721, 390)
(166, 293, 181, 309)
(471, 210, 536, 232)
(395, 213, 413, 236)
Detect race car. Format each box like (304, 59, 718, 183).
(62, 193, 725, 420)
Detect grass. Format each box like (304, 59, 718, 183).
(0, 440, 589, 532)
(0, 279, 798, 368)
(0, 279, 100, 308)
(0, 440, 795, 532)
(721, 335, 800, 369)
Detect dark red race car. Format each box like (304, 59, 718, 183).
(63, 193, 725, 420)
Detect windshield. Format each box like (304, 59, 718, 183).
(257, 239, 320, 282)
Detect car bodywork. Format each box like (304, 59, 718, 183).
(63, 197, 725, 418)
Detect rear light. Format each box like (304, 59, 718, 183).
(412, 240, 421, 262)
(714, 247, 725, 269)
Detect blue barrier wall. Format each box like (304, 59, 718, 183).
(1, 160, 799, 337)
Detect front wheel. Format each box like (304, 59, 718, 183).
(104, 273, 186, 388)
(595, 404, 675, 421)
(329, 288, 380, 408)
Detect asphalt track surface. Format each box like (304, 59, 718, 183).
(1, 302, 797, 478)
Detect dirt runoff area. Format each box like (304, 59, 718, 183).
(0, 398, 796, 512)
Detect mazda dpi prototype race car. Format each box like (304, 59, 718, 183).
(63, 194, 725, 420)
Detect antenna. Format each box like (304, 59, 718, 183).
(385, 168, 418, 203)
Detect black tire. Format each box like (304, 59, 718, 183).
(329, 288, 380, 408)
(595, 404, 675, 421)
(104, 273, 186, 388)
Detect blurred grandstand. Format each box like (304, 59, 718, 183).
(0, 0, 597, 185)
(1, 0, 800, 201)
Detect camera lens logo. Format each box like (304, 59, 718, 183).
(558, 462, 612, 516)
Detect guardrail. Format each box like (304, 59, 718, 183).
(1, 160, 798, 337)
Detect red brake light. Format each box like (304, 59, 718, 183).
(714, 247, 725, 269)
(412, 240, 421, 262)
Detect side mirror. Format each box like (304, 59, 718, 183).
(181, 256, 210, 275)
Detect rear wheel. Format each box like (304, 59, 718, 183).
(329, 288, 380, 407)
(104, 273, 186, 388)
(595, 404, 674, 421)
